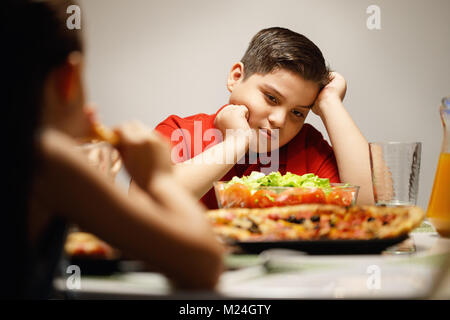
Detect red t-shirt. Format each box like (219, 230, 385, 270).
(155, 105, 340, 209)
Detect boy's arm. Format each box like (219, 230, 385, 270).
(173, 105, 252, 199)
(129, 105, 252, 200)
(313, 72, 375, 205)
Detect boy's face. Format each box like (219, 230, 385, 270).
(227, 63, 320, 152)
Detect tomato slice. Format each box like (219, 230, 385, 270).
(250, 189, 278, 208)
(326, 189, 353, 206)
(275, 188, 304, 206)
(274, 187, 326, 206)
(300, 188, 326, 204)
(221, 183, 252, 208)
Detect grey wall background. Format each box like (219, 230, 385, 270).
(78, 0, 450, 209)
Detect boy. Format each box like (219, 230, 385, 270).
(151, 27, 374, 208)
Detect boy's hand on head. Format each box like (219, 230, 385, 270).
(214, 104, 251, 139)
(114, 122, 173, 191)
(312, 72, 347, 116)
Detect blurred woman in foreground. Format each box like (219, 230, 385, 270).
(1, 0, 223, 299)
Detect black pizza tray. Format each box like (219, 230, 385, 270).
(233, 234, 409, 255)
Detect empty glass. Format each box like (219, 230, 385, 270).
(369, 142, 421, 206)
(369, 142, 422, 255)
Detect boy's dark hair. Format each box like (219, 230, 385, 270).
(241, 27, 330, 88)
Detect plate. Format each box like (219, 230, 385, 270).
(232, 234, 409, 255)
(69, 257, 121, 275)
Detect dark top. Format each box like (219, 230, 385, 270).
(24, 216, 68, 299)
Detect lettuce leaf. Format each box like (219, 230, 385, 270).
(226, 171, 331, 189)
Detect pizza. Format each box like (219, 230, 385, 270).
(206, 204, 425, 242)
(91, 123, 119, 146)
(79, 122, 120, 146)
(65, 232, 119, 259)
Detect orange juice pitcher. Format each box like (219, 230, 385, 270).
(427, 96, 450, 237)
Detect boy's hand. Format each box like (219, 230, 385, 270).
(214, 104, 251, 139)
(114, 122, 172, 191)
(312, 72, 347, 117)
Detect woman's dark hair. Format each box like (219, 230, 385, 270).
(241, 27, 330, 88)
(1, 0, 82, 298)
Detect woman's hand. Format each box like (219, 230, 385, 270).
(79, 143, 122, 181)
(114, 121, 172, 191)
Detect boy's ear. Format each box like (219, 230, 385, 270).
(55, 51, 83, 105)
(227, 62, 245, 92)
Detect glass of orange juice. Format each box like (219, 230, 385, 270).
(427, 96, 450, 237)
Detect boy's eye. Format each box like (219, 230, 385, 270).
(291, 110, 304, 118)
(264, 93, 278, 104)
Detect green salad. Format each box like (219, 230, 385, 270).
(227, 171, 331, 189)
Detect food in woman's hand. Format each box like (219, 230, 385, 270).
(207, 204, 425, 241)
(84, 107, 119, 146)
(91, 123, 119, 146)
(215, 172, 359, 208)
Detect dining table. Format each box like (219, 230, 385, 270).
(54, 221, 450, 300)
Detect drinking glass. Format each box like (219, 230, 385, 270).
(369, 142, 421, 206)
(369, 142, 422, 254)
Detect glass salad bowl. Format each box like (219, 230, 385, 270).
(213, 172, 359, 209)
